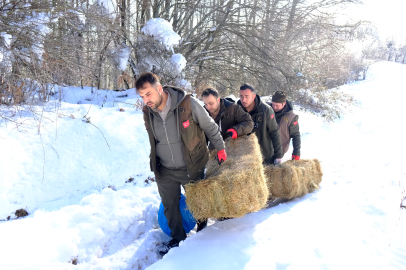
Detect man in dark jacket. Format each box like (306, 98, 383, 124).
(201, 87, 254, 148)
(136, 73, 227, 256)
(237, 84, 283, 164)
(269, 91, 301, 160)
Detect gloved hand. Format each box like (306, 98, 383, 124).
(226, 129, 238, 139)
(217, 149, 227, 165)
(292, 155, 300, 160)
(273, 158, 282, 165)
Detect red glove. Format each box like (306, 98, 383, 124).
(217, 149, 227, 165)
(226, 129, 238, 139)
(292, 155, 300, 160)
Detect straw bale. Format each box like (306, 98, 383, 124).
(264, 159, 323, 199)
(185, 134, 268, 220)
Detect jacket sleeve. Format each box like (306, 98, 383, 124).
(266, 106, 283, 159)
(289, 115, 301, 156)
(191, 97, 225, 151)
(232, 104, 254, 136)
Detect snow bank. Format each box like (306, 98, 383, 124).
(52, 86, 141, 107)
(0, 87, 149, 218)
(0, 85, 175, 269)
(0, 185, 163, 270)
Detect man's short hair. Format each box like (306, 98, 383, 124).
(201, 87, 220, 98)
(240, 84, 255, 93)
(135, 72, 160, 90)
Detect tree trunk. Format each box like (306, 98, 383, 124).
(286, 0, 299, 38)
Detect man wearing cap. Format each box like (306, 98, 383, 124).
(269, 91, 301, 160)
(201, 87, 254, 148)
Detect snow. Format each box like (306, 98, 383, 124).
(0, 187, 161, 270)
(0, 87, 147, 218)
(1, 61, 406, 269)
(118, 46, 131, 71)
(77, 11, 86, 24)
(1, 32, 12, 46)
(170, 54, 186, 75)
(174, 78, 192, 92)
(138, 18, 188, 88)
(141, 18, 181, 50)
(99, 0, 116, 15)
(0, 33, 12, 63)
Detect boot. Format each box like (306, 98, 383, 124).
(217, 217, 233, 221)
(196, 219, 207, 232)
(159, 238, 180, 256)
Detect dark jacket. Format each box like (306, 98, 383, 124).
(205, 98, 254, 150)
(238, 95, 283, 163)
(142, 86, 225, 180)
(272, 100, 301, 157)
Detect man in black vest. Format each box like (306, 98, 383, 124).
(136, 73, 227, 255)
(237, 84, 283, 164)
(269, 91, 301, 160)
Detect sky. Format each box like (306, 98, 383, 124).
(341, 0, 406, 42)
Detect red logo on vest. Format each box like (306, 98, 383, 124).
(271, 114, 274, 119)
(294, 121, 297, 125)
(183, 120, 190, 128)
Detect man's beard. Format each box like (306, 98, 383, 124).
(210, 106, 220, 116)
(242, 101, 251, 108)
(148, 94, 163, 109)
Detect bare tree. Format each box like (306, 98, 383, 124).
(1, 0, 376, 123)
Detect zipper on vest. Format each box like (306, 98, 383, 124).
(163, 120, 178, 169)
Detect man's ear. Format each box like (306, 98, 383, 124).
(156, 83, 163, 93)
(253, 93, 256, 99)
(217, 97, 220, 103)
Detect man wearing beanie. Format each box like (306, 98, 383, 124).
(269, 91, 301, 160)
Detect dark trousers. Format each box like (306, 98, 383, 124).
(156, 166, 204, 241)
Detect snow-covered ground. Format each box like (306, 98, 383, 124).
(1, 61, 406, 270)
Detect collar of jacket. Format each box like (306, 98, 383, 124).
(223, 97, 235, 108)
(218, 98, 236, 119)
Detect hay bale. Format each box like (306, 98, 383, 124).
(185, 134, 268, 220)
(264, 159, 323, 199)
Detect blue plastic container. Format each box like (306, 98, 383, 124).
(158, 193, 196, 236)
